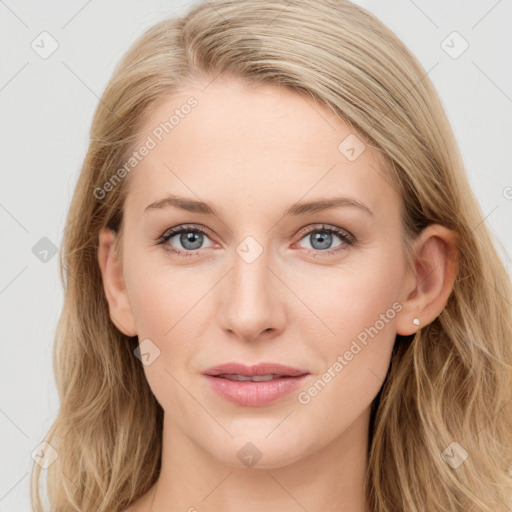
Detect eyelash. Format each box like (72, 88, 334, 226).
(157, 223, 356, 259)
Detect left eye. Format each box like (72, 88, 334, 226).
(158, 225, 215, 256)
(293, 224, 355, 255)
(295, 225, 353, 252)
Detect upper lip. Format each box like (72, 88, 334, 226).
(203, 362, 309, 377)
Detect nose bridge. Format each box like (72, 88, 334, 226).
(221, 235, 283, 339)
(233, 242, 268, 298)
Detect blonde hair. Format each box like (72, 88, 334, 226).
(31, 1, 512, 510)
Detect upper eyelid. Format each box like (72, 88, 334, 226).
(162, 224, 213, 238)
(295, 224, 353, 240)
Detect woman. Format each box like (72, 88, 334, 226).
(30, 0, 512, 510)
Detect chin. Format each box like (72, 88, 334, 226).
(206, 437, 308, 470)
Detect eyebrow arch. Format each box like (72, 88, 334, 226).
(285, 197, 374, 217)
(144, 194, 374, 217)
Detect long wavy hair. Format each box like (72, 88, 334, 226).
(31, 1, 512, 510)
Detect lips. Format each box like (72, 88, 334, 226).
(203, 362, 310, 406)
(203, 362, 309, 378)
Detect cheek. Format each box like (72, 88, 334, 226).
(306, 248, 403, 343)
(128, 270, 207, 418)
(294, 285, 399, 445)
(126, 252, 206, 339)
(297, 248, 402, 405)
(126, 262, 215, 375)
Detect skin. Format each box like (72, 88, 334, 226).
(97, 77, 458, 512)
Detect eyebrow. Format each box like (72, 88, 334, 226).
(144, 194, 374, 217)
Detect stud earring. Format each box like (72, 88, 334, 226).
(412, 318, 420, 326)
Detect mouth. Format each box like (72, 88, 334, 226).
(203, 362, 309, 378)
(212, 373, 301, 381)
(203, 362, 310, 407)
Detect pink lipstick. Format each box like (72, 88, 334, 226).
(203, 362, 310, 407)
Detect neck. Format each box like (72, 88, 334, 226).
(146, 407, 372, 512)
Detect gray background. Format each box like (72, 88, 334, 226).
(1, 0, 511, 509)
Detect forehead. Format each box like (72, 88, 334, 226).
(124, 78, 398, 220)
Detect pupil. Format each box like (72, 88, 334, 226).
(181, 231, 203, 250)
(312, 232, 332, 250)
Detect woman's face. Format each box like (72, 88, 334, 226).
(101, 77, 414, 468)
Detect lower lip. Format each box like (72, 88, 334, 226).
(204, 374, 309, 407)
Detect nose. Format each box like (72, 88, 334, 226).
(219, 243, 286, 343)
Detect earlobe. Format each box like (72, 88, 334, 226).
(97, 227, 138, 337)
(396, 224, 459, 336)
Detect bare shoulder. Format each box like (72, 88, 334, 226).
(121, 502, 140, 512)
(120, 488, 155, 512)
(121, 499, 144, 512)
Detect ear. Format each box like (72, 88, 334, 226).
(97, 227, 137, 337)
(396, 224, 459, 336)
